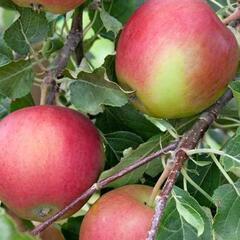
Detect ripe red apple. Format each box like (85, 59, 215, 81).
(40, 225, 65, 240)
(116, 0, 239, 119)
(11, 0, 85, 14)
(79, 185, 154, 240)
(0, 106, 105, 221)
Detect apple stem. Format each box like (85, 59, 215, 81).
(147, 160, 173, 208)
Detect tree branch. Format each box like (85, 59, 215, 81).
(45, 7, 84, 105)
(146, 89, 233, 240)
(31, 142, 178, 236)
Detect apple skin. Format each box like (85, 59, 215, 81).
(11, 0, 85, 14)
(79, 185, 154, 240)
(0, 106, 105, 221)
(40, 225, 65, 240)
(116, 0, 239, 119)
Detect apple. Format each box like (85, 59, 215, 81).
(0, 106, 105, 221)
(79, 185, 154, 240)
(7, 209, 65, 239)
(40, 225, 65, 240)
(116, 0, 239, 119)
(11, 0, 85, 14)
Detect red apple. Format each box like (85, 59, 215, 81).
(40, 225, 65, 240)
(11, 0, 85, 14)
(79, 185, 154, 240)
(116, 0, 239, 119)
(0, 106, 105, 221)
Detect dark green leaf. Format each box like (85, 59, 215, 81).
(4, 8, 49, 55)
(0, 60, 34, 99)
(213, 181, 240, 240)
(221, 128, 240, 177)
(157, 187, 213, 240)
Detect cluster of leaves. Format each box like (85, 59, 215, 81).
(0, 0, 239, 239)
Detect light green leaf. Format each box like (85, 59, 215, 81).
(0, 208, 35, 240)
(100, 9, 123, 37)
(145, 115, 179, 138)
(69, 67, 128, 115)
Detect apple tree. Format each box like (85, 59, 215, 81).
(0, 0, 239, 240)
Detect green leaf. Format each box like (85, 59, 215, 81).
(157, 187, 213, 240)
(99, 135, 162, 187)
(42, 36, 64, 57)
(0, 35, 13, 67)
(213, 182, 240, 240)
(144, 115, 179, 138)
(221, 128, 240, 177)
(96, 104, 160, 140)
(89, 0, 144, 39)
(0, 0, 16, 9)
(229, 81, 240, 118)
(10, 94, 35, 112)
(69, 68, 128, 115)
(104, 131, 143, 168)
(62, 216, 84, 240)
(0, 208, 35, 240)
(174, 195, 205, 237)
(0, 96, 10, 119)
(100, 9, 122, 37)
(187, 155, 225, 207)
(4, 8, 49, 55)
(0, 60, 34, 99)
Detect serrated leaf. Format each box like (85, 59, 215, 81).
(0, 60, 34, 99)
(174, 195, 205, 237)
(157, 187, 213, 240)
(89, 0, 144, 40)
(4, 8, 49, 55)
(213, 181, 240, 240)
(100, 9, 122, 37)
(221, 128, 240, 177)
(70, 67, 128, 115)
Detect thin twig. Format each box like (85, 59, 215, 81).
(146, 89, 233, 240)
(45, 7, 84, 105)
(31, 142, 178, 236)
